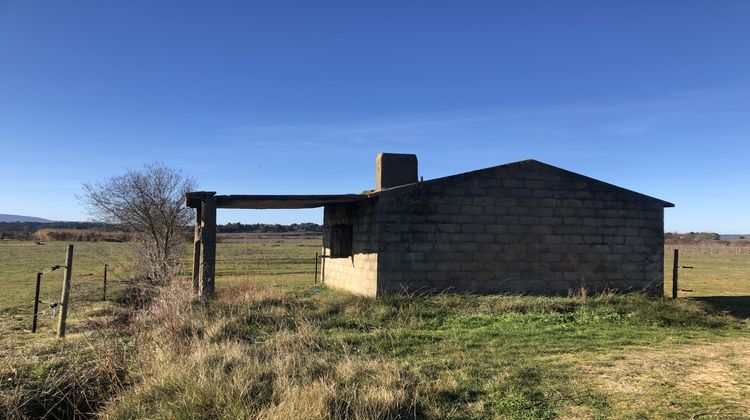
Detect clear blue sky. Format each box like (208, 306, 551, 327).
(1, 1, 748, 232)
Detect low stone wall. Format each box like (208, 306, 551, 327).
(322, 199, 379, 296)
(322, 250, 378, 296)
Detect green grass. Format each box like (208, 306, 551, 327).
(0, 241, 132, 342)
(215, 240, 319, 292)
(664, 244, 750, 317)
(104, 280, 749, 418)
(2, 239, 750, 418)
(664, 245, 750, 297)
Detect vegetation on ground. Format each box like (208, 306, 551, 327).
(0, 241, 132, 339)
(0, 221, 323, 241)
(1, 239, 749, 418)
(34, 228, 130, 243)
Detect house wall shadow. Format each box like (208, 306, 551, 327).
(694, 296, 750, 319)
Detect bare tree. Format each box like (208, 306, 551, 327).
(80, 163, 196, 285)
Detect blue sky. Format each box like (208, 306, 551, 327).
(1, 1, 748, 232)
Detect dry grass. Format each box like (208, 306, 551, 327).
(574, 337, 750, 418)
(667, 241, 750, 255)
(3, 238, 750, 418)
(105, 281, 423, 419)
(0, 311, 132, 418)
(35, 228, 130, 243)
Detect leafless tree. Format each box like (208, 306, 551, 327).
(80, 163, 196, 285)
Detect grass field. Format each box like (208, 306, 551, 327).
(0, 241, 132, 343)
(664, 243, 750, 317)
(1, 237, 750, 418)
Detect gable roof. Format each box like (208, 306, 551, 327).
(375, 159, 675, 208)
(187, 159, 674, 210)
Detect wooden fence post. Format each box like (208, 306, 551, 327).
(314, 252, 319, 283)
(57, 244, 74, 338)
(672, 248, 679, 299)
(321, 247, 326, 283)
(103, 264, 108, 301)
(32, 272, 42, 333)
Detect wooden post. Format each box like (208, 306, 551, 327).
(57, 244, 74, 338)
(192, 206, 202, 294)
(321, 247, 326, 283)
(103, 264, 108, 301)
(199, 194, 217, 299)
(314, 252, 319, 283)
(32, 272, 42, 333)
(672, 248, 679, 299)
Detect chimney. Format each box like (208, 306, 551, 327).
(376, 153, 418, 191)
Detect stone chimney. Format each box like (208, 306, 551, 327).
(376, 153, 418, 191)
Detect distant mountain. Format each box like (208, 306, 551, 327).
(0, 214, 53, 223)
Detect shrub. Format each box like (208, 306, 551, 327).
(35, 228, 130, 242)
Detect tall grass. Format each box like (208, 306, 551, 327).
(0, 319, 131, 418)
(106, 282, 423, 419)
(102, 280, 746, 418)
(2, 274, 747, 418)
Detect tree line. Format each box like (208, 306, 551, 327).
(218, 222, 322, 233)
(0, 220, 323, 240)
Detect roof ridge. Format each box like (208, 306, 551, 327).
(378, 159, 674, 207)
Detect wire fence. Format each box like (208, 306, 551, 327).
(665, 247, 750, 297)
(11, 241, 323, 335)
(8, 244, 137, 335)
(12, 242, 747, 335)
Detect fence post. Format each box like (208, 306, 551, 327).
(321, 247, 326, 283)
(314, 252, 319, 283)
(103, 264, 108, 301)
(32, 272, 42, 333)
(672, 248, 679, 299)
(57, 244, 74, 338)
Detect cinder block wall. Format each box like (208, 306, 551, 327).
(322, 199, 379, 296)
(375, 161, 665, 296)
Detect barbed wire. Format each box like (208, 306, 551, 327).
(677, 289, 750, 296)
(11, 250, 132, 332)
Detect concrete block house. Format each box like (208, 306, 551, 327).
(186, 153, 673, 299)
(320, 153, 673, 296)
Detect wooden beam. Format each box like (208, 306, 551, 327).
(192, 206, 202, 294)
(187, 191, 372, 209)
(198, 194, 217, 299)
(214, 194, 367, 209)
(185, 191, 217, 208)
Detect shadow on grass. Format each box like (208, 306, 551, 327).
(694, 296, 750, 319)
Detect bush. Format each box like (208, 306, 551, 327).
(35, 228, 130, 242)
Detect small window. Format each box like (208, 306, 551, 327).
(330, 224, 353, 258)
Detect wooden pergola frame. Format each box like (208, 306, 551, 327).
(185, 191, 369, 299)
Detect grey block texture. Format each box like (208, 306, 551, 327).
(323, 159, 672, 297)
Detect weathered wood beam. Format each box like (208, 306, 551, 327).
(185, 191, 217, 208)
(192, 206, 202, 294)
(198, 193, 217, 299)
(214, 194, 367, 209)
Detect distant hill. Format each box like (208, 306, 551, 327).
(720, 234, 750, 241)
(0, 214, 52, 223)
